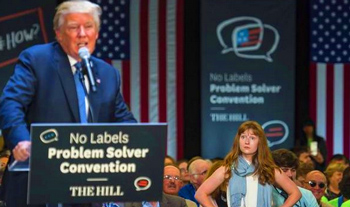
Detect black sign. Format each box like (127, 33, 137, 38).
(0, 0, 55, 92)
(28, 123, 167, 204)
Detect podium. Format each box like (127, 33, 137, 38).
(13, 123, 167, 205)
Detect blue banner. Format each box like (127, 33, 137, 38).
(201, 0, 296, 158)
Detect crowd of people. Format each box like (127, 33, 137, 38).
(148, 120, 347, 207)
(92, 120, 347, 207)
(157, 121, 350, 207)
(98, 120, 349, 207)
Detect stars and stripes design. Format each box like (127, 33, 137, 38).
(310, 0, 350, 159)
(236, 27, 262, 49)
(92, 0, 184, 159)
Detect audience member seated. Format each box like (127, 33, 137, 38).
(163, 165, 183, 195)
(329, 154, 350, 168)
(324, 163, 347, 201)
(293, 146, 315, 169)
(163, 164, 197, 207)
(164, 155, 176, 165)
(303, 170, 333, 207)
(327, 167, 350, 207)
(100, 194, 188, 207)
(297, 119, 327, 171)
(177, 159, 190, 185)
(271, 149, 318, 207)
(99, 165, 188, 207)
(186, 156, 202, 169)
(296, 161, 315, 187)
(178, 158, 211, 206)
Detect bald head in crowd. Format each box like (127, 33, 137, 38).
(303, 170, 327, 203)
(188, 159, 211, 190)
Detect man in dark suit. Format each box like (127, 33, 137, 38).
(124, 193, 187, 207)
(0, 1, 136, 206)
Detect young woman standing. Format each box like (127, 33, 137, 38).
(195, 121, 301, 207)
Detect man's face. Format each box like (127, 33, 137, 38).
(303, 171, 327, 201)
(299, 152, 313, 165)
(55, 13, 99, 60)
(303, 125, 314, 136)
(189, 160, 210, 190)
(280, 166, 297, 180)
(163, 166, 182, 195)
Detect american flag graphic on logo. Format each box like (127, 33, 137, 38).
(310, 0, 350, 159)
(235, 26, 262, 50)
(92, 0, 184, 159)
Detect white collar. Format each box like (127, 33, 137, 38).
(67, 55, 78, 73)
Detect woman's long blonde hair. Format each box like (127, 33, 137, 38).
(223, 121, 278, 185)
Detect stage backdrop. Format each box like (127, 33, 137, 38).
(309, 0, 350, 160)
(91, 0, 184, 159)
(0, 0, 56, 92)
(201, 0, 296, 158)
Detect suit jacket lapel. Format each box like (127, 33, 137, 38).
(161, 194, 171, 207)
(54, 43, 80, 122)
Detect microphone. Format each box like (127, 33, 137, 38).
(78, 47, 97, 92)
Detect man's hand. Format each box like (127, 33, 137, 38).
(13, 141, 31, 161)
(310, 150, 324, 164)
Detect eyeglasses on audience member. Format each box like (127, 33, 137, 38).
(163, 175, 181, 181)
(190, 170, 208, 178)
(306, 180, 326, 188)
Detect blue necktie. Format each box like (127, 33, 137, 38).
(74, 63, 87, 123)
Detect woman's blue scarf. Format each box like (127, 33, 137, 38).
(229, 156, 272, 207)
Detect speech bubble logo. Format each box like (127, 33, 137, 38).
(39, 129, 59, 144)
(217, 16, 279, 62)
(134, 177, 151, 191)
(217, 16, 263, 54)
(262, 120, 289, 147)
